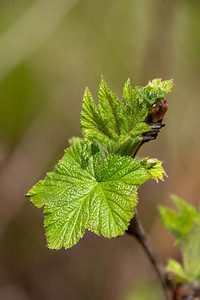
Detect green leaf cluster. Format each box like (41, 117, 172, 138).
(27, 77, 172, 249)
(136, 78, 173, 107)
(159, 195, 200, 285)
(81, 77, 173, 157)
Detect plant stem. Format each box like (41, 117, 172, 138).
(132, 122, 165, 159)
(127, 116, 175, 298)
(126, 208, 173, 300)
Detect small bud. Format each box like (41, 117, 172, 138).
(147, 158, 156, 164)
(148, 99, 168, 123)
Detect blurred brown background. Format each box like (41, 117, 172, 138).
(0, 0, 200, 299)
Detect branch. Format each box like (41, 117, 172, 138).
(132, 122, 165, 158)
(128, 109, 175, 299)
(126, 209, 173, 300)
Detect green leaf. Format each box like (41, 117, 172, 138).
(98, 77, 123, 136)
(171, 194, 200, 226)
(27, 142, 165, 249)
(81, 77, 173, 157)
(122, 79, 149, 133)
(81, 87, 111, 142)
(68, 136, 83, 145)
(144, 159, 166, 182)
(145, 79, 173, 95)
(158, 205, 183, 239)
(166, 259, 189, 283)
(136, 78, 173, 107)
(159, 195, 200, 241)
(159, 196, 200, 285)
(181, 222, 200, 283)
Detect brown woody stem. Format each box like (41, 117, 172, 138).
(127, 118, 174, 299)
(126, 209, 172, 299)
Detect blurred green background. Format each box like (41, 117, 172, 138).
(0, 0, 200, 299)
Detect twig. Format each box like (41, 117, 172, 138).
(132, 122, 165, 159)
(126, 208, 172, 300)
(127, 118, 174, 299)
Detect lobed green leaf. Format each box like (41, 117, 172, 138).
(27, 142, 165, 249)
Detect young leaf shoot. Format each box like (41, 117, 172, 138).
(27, 78, 172, 249)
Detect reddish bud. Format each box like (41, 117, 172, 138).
(148, 99, 168, 123)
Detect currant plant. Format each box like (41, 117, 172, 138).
(26, 78, 173, 250)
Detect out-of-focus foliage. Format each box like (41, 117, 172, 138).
(0, 0, 200, 299)
(159, 195, 200, 285)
